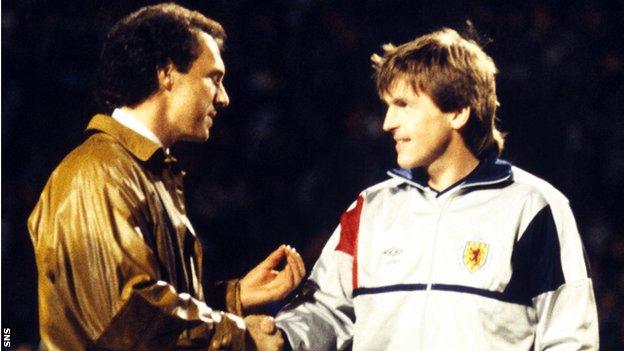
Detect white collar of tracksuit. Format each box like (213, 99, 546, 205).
(387, 152, 513, 200)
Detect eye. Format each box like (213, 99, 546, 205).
(207, 73, 224, 85)
(393, 99, 408, 108)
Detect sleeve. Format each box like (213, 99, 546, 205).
(275, 196, 364, 351)
(28, 164, 248, 350)
(205, 279, 244, 316)
(505, 195, 599, 350)
(532, 201, 599, 350)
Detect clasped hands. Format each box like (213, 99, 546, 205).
(241, 245, 305, 351)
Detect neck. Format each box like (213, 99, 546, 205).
(119, 96, 173, 147)
(426, 138, 479, 192)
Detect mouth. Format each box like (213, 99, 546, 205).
(394, 137, 411, 145)
(205, 111, 217, 125)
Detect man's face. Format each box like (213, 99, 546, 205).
(168, 32, 229, 143)
(382, 78, 454, 169)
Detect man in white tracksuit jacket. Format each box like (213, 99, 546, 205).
(275, 28, 599, 350)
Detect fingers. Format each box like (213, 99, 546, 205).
(285, 246, 305, 282)
(263, 244, 304, 276)
(285, 251, 303, 287)
(246, 315, 275, 334)
(244, 314, 267, 329)
(280, 245, 305, 291)
(290, 248, 306, 277)
(255, 245, 306, 300)
(260, 245, 287, 269)
(245, 315, 284, 351)
(260, 316, 276, 334)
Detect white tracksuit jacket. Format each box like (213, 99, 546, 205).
(276, 156, 599, 350)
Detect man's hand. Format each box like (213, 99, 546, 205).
(245, 315, 284, 351)
(240, 245, 306, 311)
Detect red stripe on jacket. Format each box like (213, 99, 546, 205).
(335, 195, 364, 290)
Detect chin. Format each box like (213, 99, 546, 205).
(183, 133, 210, 143)
(196, 127, 211, 141)
(397, 157, 422, 169)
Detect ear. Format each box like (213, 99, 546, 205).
(450, 106, 470, 130)
(157, 63, 175, 91)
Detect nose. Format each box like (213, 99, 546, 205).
(382, 106, 398, 132)
(215, 83, 230, 108)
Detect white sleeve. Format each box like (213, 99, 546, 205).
(275, 226, 356, 351)
(531, 201, 599, 350)
(533, 279, 598, 350)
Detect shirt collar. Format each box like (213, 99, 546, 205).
(85, 114, 164, 162)
(388, 153, 513, 194)
(112, 108, 165, 146)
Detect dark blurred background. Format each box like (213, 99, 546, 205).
(2, 0, 623, 349)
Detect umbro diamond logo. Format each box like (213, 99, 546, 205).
(383, 247, 403, 257)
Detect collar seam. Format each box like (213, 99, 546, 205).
(86, 114, 163, 162)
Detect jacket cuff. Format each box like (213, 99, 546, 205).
(225, 279, 244, 316)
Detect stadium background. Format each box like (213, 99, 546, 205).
(3, 0, 623, 349)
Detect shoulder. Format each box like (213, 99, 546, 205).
(337, 178, 410, 227)
(510, 165, 570, 210)
(65, 133, 135, 170)
(335, 177, 403, 218)
(29, 133, 152, 232)
(45, 133, 148, 197)
(508, 165, 581, 240)
(358, 177, 406, 202)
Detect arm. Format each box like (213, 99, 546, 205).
(28, 165, 247, 350)
(275, 197, 364, 351)
(205, 279, 244, 315)
(506, 196, 599, 350)
(207, 245, 306, 317)
(531, 202, 599, 350)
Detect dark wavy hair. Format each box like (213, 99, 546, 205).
(372, 26, 505, 158)
(95, 3, 226, 111)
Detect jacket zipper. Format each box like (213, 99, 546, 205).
(418, 193, 455, 350)
(403, 175, 511, 349)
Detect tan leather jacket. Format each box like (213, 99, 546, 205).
(28, 115, 247, 350)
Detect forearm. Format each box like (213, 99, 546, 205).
(276, 288, 354, 351)
(533, 279, 599, 350)
(95, 275, 247, 350)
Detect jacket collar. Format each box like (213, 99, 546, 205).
(85, 114, 164, 163)
(388, 153, 513, 193)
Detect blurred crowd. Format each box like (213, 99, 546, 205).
(3, 0, 623, 349)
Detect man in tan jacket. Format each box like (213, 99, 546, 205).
(28, 3, 304, 350)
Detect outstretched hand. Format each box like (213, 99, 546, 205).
(240, 245, 306, 311)
(245, 315, 284, 351)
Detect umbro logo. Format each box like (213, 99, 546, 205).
(383, 247, 403, 257)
